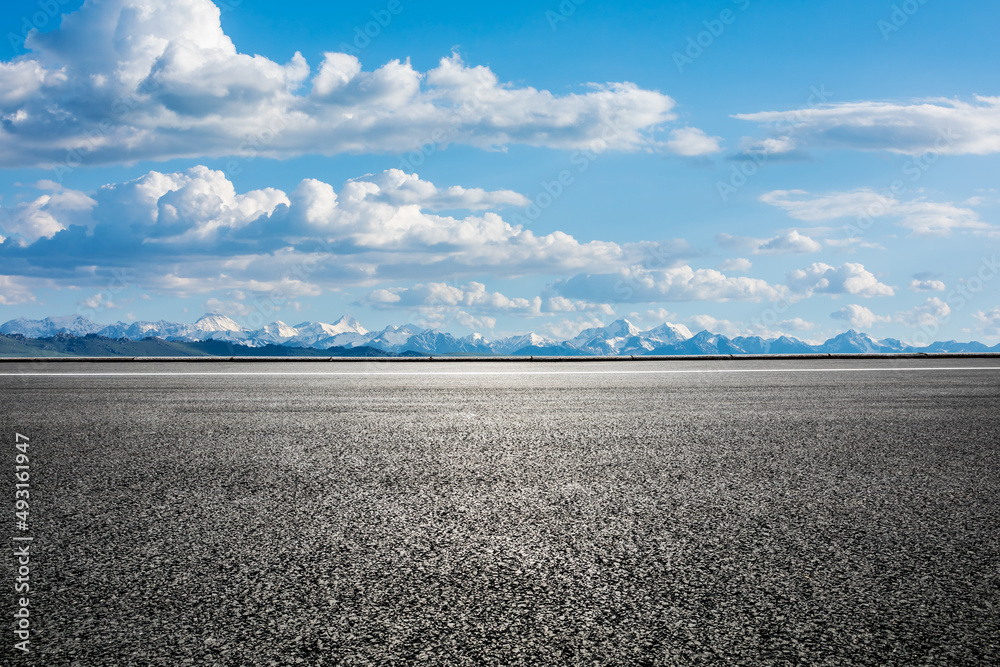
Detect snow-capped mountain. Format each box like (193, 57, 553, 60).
(490, 332, 557, 355)
(290, 316, 370, 349)
(360, 324, 427, 351)
(1, 315, 997, 356)
(0, 315, 104, 337)
(249, 321, 300, 345)
(569, 318, 644, 355)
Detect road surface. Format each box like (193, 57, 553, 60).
(2, 358, 998, 665)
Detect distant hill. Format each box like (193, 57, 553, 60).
(0, 333, 419, 358)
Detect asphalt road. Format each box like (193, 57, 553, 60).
(2, 358, 999, 666)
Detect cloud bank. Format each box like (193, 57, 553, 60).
(0, 0, 715, 169)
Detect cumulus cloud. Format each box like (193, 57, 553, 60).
(831, 304, 891, 330)
(551, 264, 784, 304)
(760, 189, 994, 237)
(755, 230, 822, 255)
(358, 170, 529, 210)
(788, 262, 895, 297)
(454, 311, 497, 333)
(0, 0, 709, 167)
(0, 184, 96, 245)
(628, 307, 684, 328)
(717, 230, 822, 255)
(0, 167, 653, 298)
(541, 317, 608, 340)
(666, 127, 722, 156)
(833, 298, 952, 333)
(909, 279, 946, 292)
(896, 297, 951, 329)
(689, 314, 743, 337)
(735, 97, 1000, 155)
(0, 275, 38, 305)
(973, 308, 1000, 337)
(688, 314, 815, 339)
(80, 292, 118, 310)
(360, 281, 614, 317)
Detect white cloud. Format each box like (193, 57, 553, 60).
(1, 167, 644, 296)
(689, 314, 816, 339)
(629, 307, 683, 327)
(760, 189, 994, 237)
(735, 96, 1000, 155)
(361, 281, 613, 317)
(454, 311, 497, 333)
(754, 230, 822, 255)
(552, 264, 785, 303)
(717, 258, 752, 272)
(834, 298, 951, 333)
(542, 317, 608, 340)
(737, 136, 797, 155)
(202, 291, 260, 318)
(0, 186, 96, 245)
(717, 230, 822, 255)
(7, 166, 724, 306)
(831, 304, 891, 330)
(690, 314, 743, 337)
(0, 0, 708, 167)
(80, 292, 118, 310)
(895, 297, 951, 329)
(761, 189, 891, 222)
(789, 262, 895, 297)
(909, 279, 946, 292)
(666, 127, 722, 156)
(360, 170, 529, 210)
(93, 165, 289, 245)
(973, 308, 1000, 338)
(0, 275, 38, 305)
(777, 317, 816, 331)
(823, 237, 886, 252)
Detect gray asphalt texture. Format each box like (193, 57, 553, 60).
(2, 358, 999, 666)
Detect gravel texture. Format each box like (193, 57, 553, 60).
(2, 359, 999, 666)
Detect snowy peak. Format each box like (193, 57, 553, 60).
(646, 322, 692, 343)
(603, 318, 641, 338)
(825, 329, 879, 353)
(193, 313, 243, 332)
(331, 315, 368, 335)
(251, 321, 299, 344)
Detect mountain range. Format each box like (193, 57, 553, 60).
(1, 313, 997, 356)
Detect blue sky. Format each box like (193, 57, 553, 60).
(1, 0, 999, 343)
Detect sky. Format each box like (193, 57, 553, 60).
(0, 0, 998, 344)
